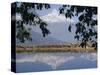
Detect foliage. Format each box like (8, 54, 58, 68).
(12, 2, 97, 50)
(12, 2, 50, 43)
(59, 5, 97, 49)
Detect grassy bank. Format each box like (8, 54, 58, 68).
(16, 44, 96, 53)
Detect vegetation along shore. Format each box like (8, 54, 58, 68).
(16, 43, 96, 53)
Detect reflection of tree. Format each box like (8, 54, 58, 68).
(11, 2, 50, 43)
(59, 5, 97, 50)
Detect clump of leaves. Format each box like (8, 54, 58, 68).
(59, 5, 97, 50)
(12, 2, 51, 43)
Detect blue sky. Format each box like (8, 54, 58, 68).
(15, 3, 97, 44)
(15, 3, 80, 43)
(33, 4, 78, 43)
(36, 4, 61, 16)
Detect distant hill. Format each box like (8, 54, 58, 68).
(16, 31, 66, 45)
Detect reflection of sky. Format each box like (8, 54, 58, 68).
(16, 52, 97, 70)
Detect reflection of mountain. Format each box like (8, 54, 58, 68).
(16, 52, 97, 70)
(17, 31, 65, 45)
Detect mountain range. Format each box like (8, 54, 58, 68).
(17, 31, 66, 45)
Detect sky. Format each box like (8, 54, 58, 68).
(32, 4, 78, 43)
(15, 3, 79, 43)
(15, 3, 97, 44)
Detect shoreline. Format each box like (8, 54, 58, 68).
(16, 45, 96, 53)
(16, 50, 97, 53)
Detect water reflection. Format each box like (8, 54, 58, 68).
(16, 52, 97, 70)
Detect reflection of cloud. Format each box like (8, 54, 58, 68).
(40, 9, 74, 23)
(80, 53, 97, 61)
(16, 53, 97, 69)
(16, 53, 75, 69)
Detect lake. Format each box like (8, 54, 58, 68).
(15, 52, 97, 73)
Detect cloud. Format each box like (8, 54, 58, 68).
(40, 9, 75, 23)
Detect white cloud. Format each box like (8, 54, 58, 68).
(40, 9, 75, 23)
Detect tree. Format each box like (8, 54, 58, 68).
(59, 5, 97, 50)
(12, 2, 97, 50)
(11, 2, 50, 43)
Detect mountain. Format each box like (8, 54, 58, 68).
(17, 31, 65, 45)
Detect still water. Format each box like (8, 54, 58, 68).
(15, 52, 97, 72)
